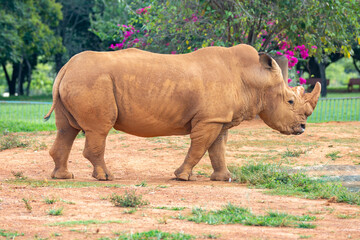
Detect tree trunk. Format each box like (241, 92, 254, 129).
(55, 53, 64, 73)
(9, 63, 20, 96)
(319, 60, 327, 97)
(17, 61, 24, 96)
(1, 62, 14, 95)
(25, 58, 32, 96)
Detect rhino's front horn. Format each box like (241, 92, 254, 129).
(305, 82, 321, 109)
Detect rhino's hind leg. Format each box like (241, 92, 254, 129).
(50, 109, 80, 179)
(174, 123, 223, 181)
(83, 132, 114, 181)
(208, 130, 231, 181)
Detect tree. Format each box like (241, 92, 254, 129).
(91, 0, 360, 96)
(0, 0, 63, 96)
(54, 0, 103, 72)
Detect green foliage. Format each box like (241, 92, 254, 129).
(47, 207, 64, 216)
(91, 0, 359, 58)
(0, 229, 24, 238)
(109, 190, 149, 208)
(30, 63, 55, 95)
(187, 203, 316, 228)
(101, 230, 195, 240)
(229, 163, 360, 205)
(326, 58, 360, 86)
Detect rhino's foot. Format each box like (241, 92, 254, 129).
(51, 169, 74, 179)
(92, 167, 114, 181)
(210, 170, 232, 181)
(174, 168, 196, 181)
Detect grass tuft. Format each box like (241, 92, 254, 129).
(47, 207, 64, 216)
(0, 229, 25, 238)
(22, 198, 32, 212)
(186, 203, 316, 228)
(110, 190, 149, 208)
(48, 219, 125, 227)
(101, 230, 194, 240)
(229, 163, 360, 205)
(0, 133, 29, 151)
(326, 151, 342, 161)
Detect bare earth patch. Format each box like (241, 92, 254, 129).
(1, 120, 360, 239)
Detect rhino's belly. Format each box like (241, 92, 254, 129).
(113, 119, 191, 137)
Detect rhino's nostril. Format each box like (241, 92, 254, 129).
(300, 124, 306, 130)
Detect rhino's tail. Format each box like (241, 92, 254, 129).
(44, 65, 67, 121)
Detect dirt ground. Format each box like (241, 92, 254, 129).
(0, 120, 360, 240)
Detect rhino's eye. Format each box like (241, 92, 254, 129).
(288, 100, 294, 105)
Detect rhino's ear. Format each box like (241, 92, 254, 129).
(259, 52, 273, 69)
(273, 55, 289, 85)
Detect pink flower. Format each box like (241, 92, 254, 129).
(299, 77, 306, 85)
(288, 78, 292, 83)
(194, 47, 198, 51)
(279, 41, 289, 50)
(311, 46, 318, 49)
(191, 14, 198, 22)
(171, 51, 177, 54)
(122, 24, 128, 28)
(296, 70, 300, 74)
(288, 56, 298, 68)
(133, 38, 139, 43)
(165, 42, 170, 46)
(285, 50, 294, 57)
(276, 51, 283, 55)
(109, 44, 116, 49)
(124, 30, 133, 38)
(115, 43, 123, 49)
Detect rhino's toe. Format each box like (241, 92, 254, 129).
(210, 171, 231, 181)
(51, 169, 74, 179)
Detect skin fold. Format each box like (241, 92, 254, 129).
(44, 44, 321, 181)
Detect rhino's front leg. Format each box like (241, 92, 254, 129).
(174, 123, 223, 180)
(208, 130, 231, 181)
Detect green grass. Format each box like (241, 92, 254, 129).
(48, 219, 125, 227)
(0, 95, 52, 101)
(0, 133, 30, 150)
(101, 230, 195, 240)
(186, 203, 316, 228)
(110, 190, 149, 208)
(43, 196, 58, 204)
(5, 178, 125, 188)
(135, 180, 147, 187)
(308, 96, 360, 123)
(47, 207, 64, 216)
(326, 151, 342, 161)
(281, 149, 306, 158)
(229, 162, 360, 205)
(154, 206, 186, 211)
(0, 229, 24, 238)
(0, 120, 56, 132)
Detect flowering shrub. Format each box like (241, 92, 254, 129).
(90, 0, 359, 87)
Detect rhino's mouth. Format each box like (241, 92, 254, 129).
(280, 124, 305, 135)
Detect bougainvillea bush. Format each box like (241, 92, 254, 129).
(90, 0, 360, 86)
